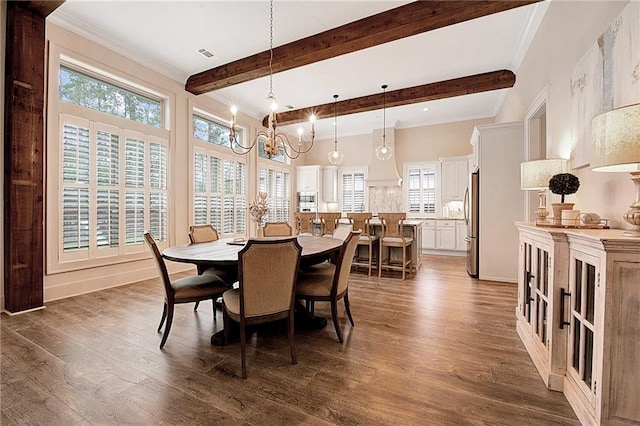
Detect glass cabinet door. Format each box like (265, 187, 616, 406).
(567, 251, 598, 407)
(520, 241, 550, 348)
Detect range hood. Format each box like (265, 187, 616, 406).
(367, 127, 402, 187)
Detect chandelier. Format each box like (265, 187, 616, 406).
(228, 0, 315, 159)
(327, 94, 344, 165)
(375, 84, 393, 160)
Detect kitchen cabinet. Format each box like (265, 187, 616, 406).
(421, 220, 435, 250)
(296, 165, 321, 192)
(515, 223, 640, 425)
(455, 221, 467, 251)
(322, 166, 338, 203)
(435, 220, 456, 250)
(441, 157, 468, 201)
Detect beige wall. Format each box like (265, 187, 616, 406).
(496, 0, 631, 229)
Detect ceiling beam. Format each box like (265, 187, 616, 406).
(263, 70, 516, 128)
(186, 0, 539, 95)
(21, 1, 65, 17)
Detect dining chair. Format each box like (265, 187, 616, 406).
(378, 213, 413, 280)
(222, 238, 302, 379)
(262, 222, 293, 237)
(188, 224, 237, 314)
(347, 212, 379, 276)
(144, 231, 229, 349)
(295, 230, 361, 343)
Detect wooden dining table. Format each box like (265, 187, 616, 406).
(162, 235, 344, 346)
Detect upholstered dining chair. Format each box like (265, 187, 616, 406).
(222, 238, 302, 379)
(262, 222, 293, 237)
(378, 213, 413, 280)
(188, 224, 237, 314)
(347, 212, 379, 276)
(295, 230, 361, 343)
(144, 231, 229, 349)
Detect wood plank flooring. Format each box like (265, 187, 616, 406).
(1, 255, 579, 425)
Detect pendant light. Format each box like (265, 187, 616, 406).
(375, 84, 393, 161)
(327, 94, 344, 165)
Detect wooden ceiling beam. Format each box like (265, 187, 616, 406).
(20, 1, 65, 17)
(186, 0, 538, 95)
(263, 70, 516, 128)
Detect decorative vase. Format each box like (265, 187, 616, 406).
(551, 202, 575, 225)
(255, 222, 263, 238)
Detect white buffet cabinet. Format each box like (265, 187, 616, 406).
(516, 223, 640, 426)
(421, 219, 465, 256)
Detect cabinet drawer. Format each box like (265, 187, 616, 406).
(437, 220, 456, 228)
(422, 220, 436, 227)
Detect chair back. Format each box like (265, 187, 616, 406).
(319, 212, 342, 235)
(143, 231, 173, 297)
(332, 223, 354, 241)
(189, 224, 219, 243)
(347, 213, 373, 236)
(332, 230, 362, 296)
(237, 238, 302, 318)
(263, 222, 293, 237)
(294, 212, 315, 234)
(379, 213, 406, 237)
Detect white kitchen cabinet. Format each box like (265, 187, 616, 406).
(421, 220, 435, 250)
(435, 220, 456, 250)
(322, 166, 337, 203)
(455, 221, 467, 251)
(296, 165, 321, 192)
(515, 224, 640, 426)
(441, 157, 468, 201)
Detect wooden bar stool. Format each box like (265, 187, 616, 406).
(378, 213, 413, 280)
(347, 212, 379, 276)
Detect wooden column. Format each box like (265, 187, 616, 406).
(3, 3, 47, 312)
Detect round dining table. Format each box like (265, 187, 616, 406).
(162, 235, 344, 345)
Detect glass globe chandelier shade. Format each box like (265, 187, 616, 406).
(227, 0, 315, 159)
(375, 84, 393, 161)
(327, 94, 344, 165)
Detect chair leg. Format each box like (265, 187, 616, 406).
(288, 311, 297, 365)
(223, 307, 230, 345)
(367, 244, 372, 276)
(159, 303, 174, 349)
(194, 301, 200, 311)
(344, 292, 355, 326)
(402, 245, 406, 280)
(157, 303, 168, 332)
(331, 300, 343, 343)
(212, 297, 217, 319)
(240, 324, 247, 379)
(378, 245, 384, 278)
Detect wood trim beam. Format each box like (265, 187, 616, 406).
(263, 70, 516, 128)
(186, 0, 539, 95)
(21, 1, 65, 17)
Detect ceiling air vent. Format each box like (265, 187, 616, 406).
(197, 48, 214, 59)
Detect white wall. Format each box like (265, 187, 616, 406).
(1, 1, 6, 311)
(496, 0, 631, 229)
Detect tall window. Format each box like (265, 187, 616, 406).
(340, 169, 366, 213)
(54, 62, 168, 270)
(192, 112, 247, 236)
(405, 163, 438, 217)
(259, 166, 290, 223)
(60, 116, 168, 261)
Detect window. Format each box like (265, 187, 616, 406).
(405, 163, 438, 217)
(259, 166, 290, 223)
(258, 137, 286, 163)
(340, 169, 366, 213)
(59, 65, 162, 128)
(193, 113, 233, 147)
(60, 115, 168, 262)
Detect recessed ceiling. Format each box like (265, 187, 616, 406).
(49, 1, 549, 140)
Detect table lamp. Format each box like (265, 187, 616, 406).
(521, 158, 568, 223)
(591, 103, 640, 236)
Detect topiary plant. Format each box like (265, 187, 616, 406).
(549, 173, 580, 203)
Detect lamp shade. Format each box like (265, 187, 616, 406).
(521, 158, 568, 190)
(591, 103, 640, 172)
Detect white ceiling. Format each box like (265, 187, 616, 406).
(49, 0, 549, 140)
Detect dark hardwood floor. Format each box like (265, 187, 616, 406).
(1, 255, 579, 425)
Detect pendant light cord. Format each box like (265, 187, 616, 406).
(268, 0, 274, 97)
(334, 94, 338, 149)
(382, 84, 387, 147)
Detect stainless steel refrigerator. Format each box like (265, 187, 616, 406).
(464, 170, 479, 278)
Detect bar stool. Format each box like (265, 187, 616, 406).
(318, 212, 342, 236)
(294, 212, 315, 235)
(378, 213, 413, 280)
(347, 212, 379, 276)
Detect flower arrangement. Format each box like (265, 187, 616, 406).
(549, 173, 580, 203)
(249, 192, 269, 225)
